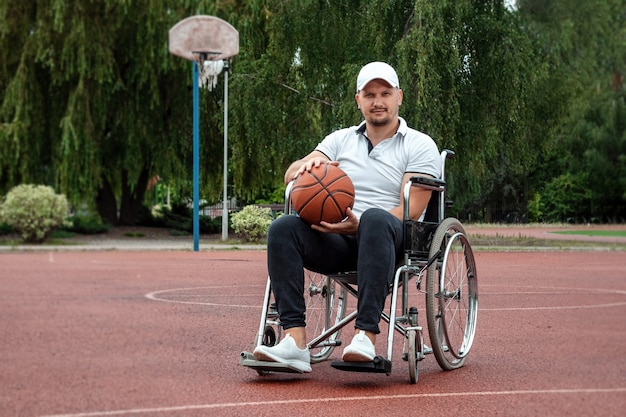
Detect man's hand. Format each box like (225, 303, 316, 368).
(291, 158, 339, 181)
(311, 207, 359, 235)
(283, 150, 331, 184)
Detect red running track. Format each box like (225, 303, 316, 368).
(1, 250, 625, 416)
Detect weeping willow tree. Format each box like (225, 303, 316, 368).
(228, 0, 419, 201)
(0, 0, 232, 224)
(393, 0, 564, 220)
(230, 0, 551, 219)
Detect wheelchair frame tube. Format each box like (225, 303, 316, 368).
(308, 310, 358, 350)
(402, 180, 412, 221)
(255, 277, 273, 348)
(387, 265, 409, 360)
(284, 181, 294, 213)
(439, 150, 449, 222)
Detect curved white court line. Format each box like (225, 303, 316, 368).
(145, 284, 626, 311)
(41, 387, 626, 417)
(145, 285, 263, 308)
(478, 284, 626, 311)
(481, 301, 626, 311)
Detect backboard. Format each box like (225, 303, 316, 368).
(168, 15, 239, 62)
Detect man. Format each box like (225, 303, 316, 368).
(253, 62, 441, 373)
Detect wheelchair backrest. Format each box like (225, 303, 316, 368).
(422, 192, 441, 223)
(403, 149, 454, 258)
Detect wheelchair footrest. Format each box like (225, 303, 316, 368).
(239, 351, 306, 374)
(330, 356, 392, 375)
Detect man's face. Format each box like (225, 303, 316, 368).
(355, 79, 403, 127)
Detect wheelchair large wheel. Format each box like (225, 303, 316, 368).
(426, 218, 478, 371)
(304, 269, 347, 363)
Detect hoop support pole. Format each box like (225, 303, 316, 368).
(221, 63, 229, 241)
(192, 61, 200, 251)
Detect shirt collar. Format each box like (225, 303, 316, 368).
(355, 117, 408, 137)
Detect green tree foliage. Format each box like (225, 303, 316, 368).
(1, 0, 624, 225)
(229, 0, 418, 200)
(0, 0, 221, 224)
(397, 0, 555, 219)
(519, 0, 626, 222)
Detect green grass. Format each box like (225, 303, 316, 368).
(551, 230, 626, 237)
(50, 229, 78, 239)
(123, 232, 146, 237)
(468, 233, 626, 250)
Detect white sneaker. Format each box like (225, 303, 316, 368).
(253, 334, 312, 373)
(342, 330, 376, 362)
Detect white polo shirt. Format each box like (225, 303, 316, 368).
(315, 117, 441, 219)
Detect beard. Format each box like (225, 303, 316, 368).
(369, 117, 391, 127)
(367, 109, 394, 127)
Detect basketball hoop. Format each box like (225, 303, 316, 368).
(196, 56, 224, 91)
(169, 15, 239, 246)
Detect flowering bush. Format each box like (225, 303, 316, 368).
(151, 203, 167, 219)
(0, 184, 71, 243)
(230, 205, 272, 242)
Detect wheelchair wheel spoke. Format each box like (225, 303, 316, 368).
(304, 270, 347, 363)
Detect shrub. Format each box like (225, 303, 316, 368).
(0, 184, 71, 243)
(539, 173, 590, 223)
(230, 205, 272, 242)
(147, 204, 221, 234)
(66, 213, 108, 234)
(200, 215, 222, 234)
(148, 204, 189, 231)
(527, 192, 542, 223)
(0, 222, 12, 235)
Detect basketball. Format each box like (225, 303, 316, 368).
(291, 163, 355, 225)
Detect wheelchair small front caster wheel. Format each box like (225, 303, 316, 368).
(407, 329, 423, 384)
(262, 325, 277, 346)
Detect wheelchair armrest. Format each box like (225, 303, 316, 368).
(409, 176, 446, 191)
(403, 177, 445, 222)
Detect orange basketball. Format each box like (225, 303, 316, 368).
(291, 164, 355, 225)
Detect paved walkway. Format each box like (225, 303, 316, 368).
(0, 226, 265, 252)
(0, 238, 265, 252)
(0, 224, 624, 252)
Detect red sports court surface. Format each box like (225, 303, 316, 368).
(1, 250, 625, 416)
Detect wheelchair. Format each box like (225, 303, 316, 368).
(240, 149, 478, 383)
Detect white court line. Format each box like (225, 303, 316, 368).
(480, 301, 626, 311)
(478, 284, 626, 311)
(145, 286, 264, 308)
(480, 284, 626, 295)
(146, 284, 626, 310)
(41, 387, 626, 417)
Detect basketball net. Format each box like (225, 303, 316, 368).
(197, 58, 224, 91)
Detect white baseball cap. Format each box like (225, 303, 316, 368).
(356, 62, 400, 92)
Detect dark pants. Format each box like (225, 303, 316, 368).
(267, 208, 404, 334)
